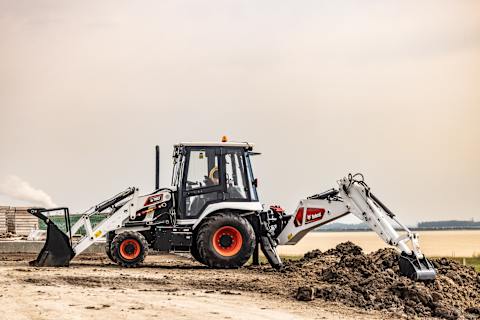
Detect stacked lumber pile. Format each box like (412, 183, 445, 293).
(5, 207, 38, 236)
(0, 206, 7, 234)
(6, 207, 15, 233)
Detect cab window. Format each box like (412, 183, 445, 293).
(186, 149, 219, 190)
(224, 150, 248, 200)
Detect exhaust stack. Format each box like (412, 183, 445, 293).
(155, 145, 160, 190)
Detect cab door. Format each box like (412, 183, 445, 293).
(178, 147, 224, 219)
(222, 148, 251, 201)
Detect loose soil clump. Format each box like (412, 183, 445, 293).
(289, 242, 480, 319)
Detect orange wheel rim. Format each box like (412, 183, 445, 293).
(212, 226, 243, 257)
(119, 239, 141, 260)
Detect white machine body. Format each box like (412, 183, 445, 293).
(29, 141, 435, 280)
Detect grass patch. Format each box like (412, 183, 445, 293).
(444, 256, 480, 272)
(247, 255, 302, 265)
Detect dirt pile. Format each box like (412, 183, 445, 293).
(288, 242, 480, 319)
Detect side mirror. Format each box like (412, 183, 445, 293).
(252, 178, 258, 188)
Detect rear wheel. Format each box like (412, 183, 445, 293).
(196, 212, 255, 268)
(190, 232, 207, 265)
(111, 231, 148, 267)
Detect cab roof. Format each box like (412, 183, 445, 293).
(175, 141, 254, 149)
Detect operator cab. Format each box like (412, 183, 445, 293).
(172, 141, 259, 220)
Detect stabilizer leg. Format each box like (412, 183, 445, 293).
(259, 235, 283, 270)
(252, 242, 260, 266)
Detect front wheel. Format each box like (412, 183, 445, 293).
(105, 232, 116, 263)
(111, 231, 149, 267)
(196, 212, 255, 268)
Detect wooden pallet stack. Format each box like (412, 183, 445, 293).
(0, 206, 7, 234)
(5, 207, 38, 236)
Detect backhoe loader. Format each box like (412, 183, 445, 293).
(28, 139, 436, 281)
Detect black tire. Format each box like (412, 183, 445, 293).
(111, 231, 148, 268)
(190, 231, 207, 265)
(196, 212, 255, 268)
(105, 232, 116, 263)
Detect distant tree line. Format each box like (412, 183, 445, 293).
(316, 219, 480, 232)
(417, 220, 480, 229)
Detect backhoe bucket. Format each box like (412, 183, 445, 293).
(399, 252, 436, 281)
(28, 208, 75, 267)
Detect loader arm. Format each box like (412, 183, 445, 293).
(28, 187, 143, 266)
(71, 187, 141, 256)
(275, 173, 436, 281)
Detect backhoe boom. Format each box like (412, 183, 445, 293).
(275, 173, 436, 280)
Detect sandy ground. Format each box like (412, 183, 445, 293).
(0, 253, 394, 320)
(277, 230, 480, 257)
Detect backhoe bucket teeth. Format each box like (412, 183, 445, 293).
(399, 252, 436, 281)
(28, 208, 75, 267)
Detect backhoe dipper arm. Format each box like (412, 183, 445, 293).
(275, 173, 436, 281)
(338, 174, 420, 257)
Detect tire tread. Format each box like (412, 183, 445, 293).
(196, 212, 255, 268)
(111, 231, 148, 268)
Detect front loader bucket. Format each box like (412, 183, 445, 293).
(28, 208, 75, 267)
(399, 252, 436, 281)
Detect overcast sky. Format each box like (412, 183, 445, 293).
(0, 0, 479, 225)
